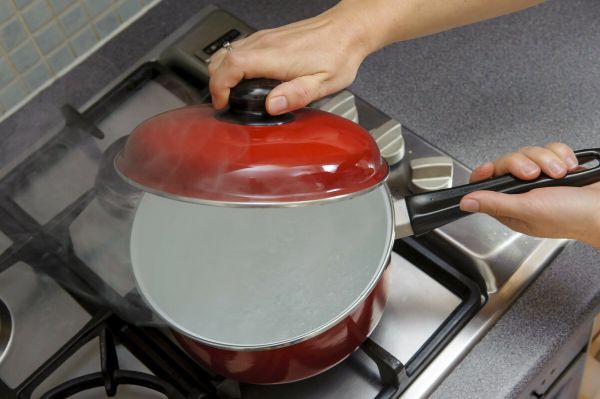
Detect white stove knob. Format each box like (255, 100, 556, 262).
(409, 156, 454, 193)
(314, 90, 359, 123)
(370, 119, 405, 165)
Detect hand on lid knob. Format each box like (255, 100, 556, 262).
(207, 5, 371, 115)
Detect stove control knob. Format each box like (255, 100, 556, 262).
(369, 119, 405, 165)
(314, 90, 359, 123)
(409, 156, 454, 193)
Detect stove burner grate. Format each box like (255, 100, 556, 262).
(37, 315, 191, 399)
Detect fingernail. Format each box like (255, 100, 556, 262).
(522, 163, 539, 176)
(460, 198, 480, 213)
(549, 160, 566, 175)
(566, 156, 578, 169)
(268, 96, 288, 114)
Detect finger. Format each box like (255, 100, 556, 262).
(518, 146, 568, 178)
(460, 190, 528, 220)
(266, 74, 329, 114)
(544, 142, 579, 171)
(209, 57, 245, 109)
(208, 36, 251, 71)
(492, 152, 540, 180)
(209, 49, 292, 109)
(207, 48, 227, 74)
(469, 162, 495, 183)
(209, 50, 268, 109)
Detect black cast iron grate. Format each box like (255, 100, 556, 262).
(0, 62, 484, 399)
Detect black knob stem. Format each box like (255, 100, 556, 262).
(218, 78, 294, 126)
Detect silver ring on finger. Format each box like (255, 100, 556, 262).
(223, 41, 233, 52)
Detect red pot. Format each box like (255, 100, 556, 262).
(174, 264, 390, 384)
(119, 79, 395, 384)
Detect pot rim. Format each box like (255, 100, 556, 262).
(130, 184, 396, 351)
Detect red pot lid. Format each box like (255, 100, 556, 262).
(116, 79, 388, 205)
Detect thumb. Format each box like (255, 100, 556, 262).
(266, 74, 327, 115)
(460, 190, 528, 220)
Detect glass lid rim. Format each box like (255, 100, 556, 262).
(114, 154, 390, 207)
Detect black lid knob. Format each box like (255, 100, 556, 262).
(219, 79, 294, 126)
(229, 78, 278, 113)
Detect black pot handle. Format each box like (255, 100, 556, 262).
(405, 148, 600, 236)
(217, 78, 294, 126)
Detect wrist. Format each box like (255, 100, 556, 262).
(577, 209, 600, 250)
(322, 0, 383, 58)
(589, 216, 600, 250)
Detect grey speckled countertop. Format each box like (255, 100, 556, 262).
(1, 0, 600, 398)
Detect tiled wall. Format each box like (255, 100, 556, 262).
(0, 0, 159, 119)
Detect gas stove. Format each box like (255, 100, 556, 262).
(0, 5, 567, 399)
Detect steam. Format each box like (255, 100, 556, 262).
(0, 77, 188, 327)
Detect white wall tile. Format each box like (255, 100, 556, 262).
(22, 0, 53, 31)
(117, 0, 144, 22)
(46, 43, 74, 72)
(59, 3, 89, 36)
(34, 21, 64, 54)
(0, 1, 16, 24)
(0, 56, 16, 88)
(82, 0, 112, 18)
(0, 17, 28, 50)
(23, 60, 51, 90)
(69, 24, 96, 55)
(0, 79, 27, 109)
(47, 0, 76, 14)
(13, 0, 34, 10)
(9, 39, 39, 71)
(93, 9, 120, 39)
(0, 0, 161, 119)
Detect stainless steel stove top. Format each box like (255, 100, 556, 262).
(0, 5, 567, 399)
